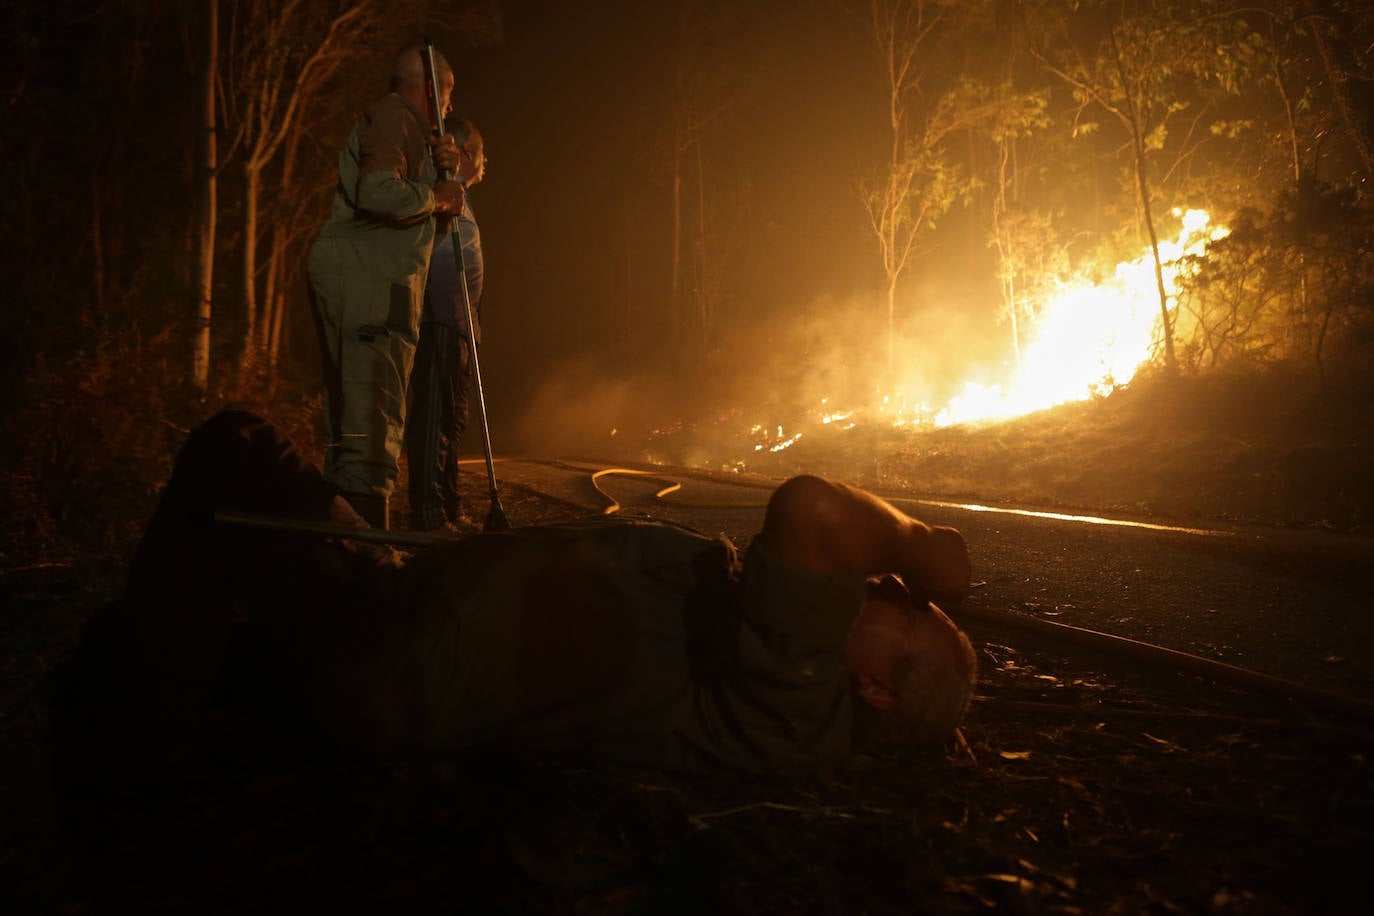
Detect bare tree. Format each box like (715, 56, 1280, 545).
(688, 139, 750, 361)
(224, 0, 380, 380)
(985, 43, 1052, 369)
(861, 0, 998, 372)
(1021, 0, 1254, 373)
(1301, 0, 1374, 178)
(668, 0, 748, 356)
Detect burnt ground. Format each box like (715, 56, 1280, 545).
(5, 372, 1374, 914)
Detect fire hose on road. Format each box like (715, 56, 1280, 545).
(215, 466, 1374, 723)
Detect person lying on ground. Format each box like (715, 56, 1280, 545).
(59, 411, 977, 774)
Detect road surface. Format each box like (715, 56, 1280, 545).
(489, 456, 1374, 708)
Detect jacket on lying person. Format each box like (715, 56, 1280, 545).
(76, 411, 872, 773)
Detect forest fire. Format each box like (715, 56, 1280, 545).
(934, 209, 1226, 427)
(728, 210, 1227, 464)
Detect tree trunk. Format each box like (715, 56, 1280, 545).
(887, 276, 897, 370)
(1306, 7, 1374, 178)
(1009, 274, 1021, 371)
(1314, 299, 1333, 388)
(993, 136, 1021, 371)
(268, 288, 287, 374)
(240, 161, 260, 380)
(192, 0, 218, 392)
(1268, 23, 1302, 184)
(1132, 128, 1176, 373)
(264, 119, 308, 373)
(265, 230, 288, 372)
(622, 186, 634, 352)
(671, 119, 684, 350)
(262, 232, 280, 366)
(184, 144, 196, 298)
(261, 229, 277, 351)
(694, 137, 708, 349)
(1113, 25, 1176, 374)
(91, 175, 105, 324)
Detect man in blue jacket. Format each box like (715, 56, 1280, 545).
(406, 118, 486, 533)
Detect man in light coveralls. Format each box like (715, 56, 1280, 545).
(308, 44, 466, 529)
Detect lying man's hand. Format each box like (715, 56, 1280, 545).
(911, 526, 972, 604)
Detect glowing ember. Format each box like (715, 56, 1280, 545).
(819, 399, 855, 426)
(749, 424, 804, 453)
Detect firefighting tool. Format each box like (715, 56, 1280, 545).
(424, 37, 511, 532)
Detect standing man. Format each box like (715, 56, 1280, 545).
(307, 45, 466, 530)
(406, 118, 486, 533)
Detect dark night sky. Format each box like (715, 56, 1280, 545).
(429, 1, 938, 449)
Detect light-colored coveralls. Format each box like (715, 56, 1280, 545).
(307, 93, 440, 525)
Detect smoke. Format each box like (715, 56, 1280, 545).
(705, 287, 1009, 423)
(507, 286, 1010, 464)
(506, 355, 658, 457)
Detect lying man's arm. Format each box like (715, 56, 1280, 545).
(752, 475, 971, 602)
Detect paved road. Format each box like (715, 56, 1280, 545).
(492, 457, 1374, 705)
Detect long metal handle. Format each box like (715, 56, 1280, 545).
(421, 37, 510, 531)
(422, 38, 451, 179)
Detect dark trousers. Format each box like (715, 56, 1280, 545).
(405, 321, 473, 528)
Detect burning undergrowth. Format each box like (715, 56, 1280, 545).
(521, 211, 1222, 463)
(515, 212, 1372, 530)
(511, 288, 994, 466)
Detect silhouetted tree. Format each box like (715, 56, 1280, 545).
(985, 65, 1052, 368)
(860, 0, 1000, 373)
(192, 0, 218, 392)
(667, 0, 755, 359)
(1300, 0, 1374, 178)
(1176, 179, 1374, 381)
(1022, 0, 1256, 373)
(226, 0, 392, 381)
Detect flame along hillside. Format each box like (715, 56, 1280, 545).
(634, 209, 1374, 532)
(738, 209, 1228, 458)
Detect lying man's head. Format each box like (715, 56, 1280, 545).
(846, 575, 978, 746)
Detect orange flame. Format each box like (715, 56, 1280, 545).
(638, 210, 1228, 467)
(933, 209, 1226, 426)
